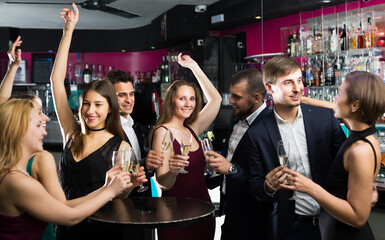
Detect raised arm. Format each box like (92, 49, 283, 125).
(0, 36, 22, 104)
(177, 53, 222, 135)
(50, 4, 79, 143)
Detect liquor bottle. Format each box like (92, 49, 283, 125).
(349, 24, 357, 50)
(97, 65, 104, 80)
(163, 56, 169, 83)
(305, 59, 313, 87)
(325, 60, 335, 86)
(91, 64, 98, 81)
(133, 71, 139, 84)
(74, 53, 84, 85)
(67, 63, 74, 85)
(287, 30, 294, 56)
(357, 22, 365, 49)
(340, 24, 347, 51)
(291, 32, 296, 57)
(334, 60, 342, 86)
(365, 18, 373, 48)
(330, 29, 338, 53)
(306, 29, 313, 54)
(83, 63, 92, 84)
(160, 56, 166, 82)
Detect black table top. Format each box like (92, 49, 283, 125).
(88, 197, 215, 229)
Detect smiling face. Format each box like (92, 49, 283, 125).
(334, 81, 351, 120)
(21, 108, 47, 154)
(32, 99, 49, 131)
(172, 85, 196, 120)
(114, 81, 135, 118)
(81, 90, 111, 129)
(266, 68, 303, 109)
(229, 80, 257, 120)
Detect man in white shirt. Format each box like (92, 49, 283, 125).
(105, 70, 163, 197)
(246, 56, 346, 240)
(205, 68, 272, 240)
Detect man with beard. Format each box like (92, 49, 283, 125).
(205, 68, 271, 240)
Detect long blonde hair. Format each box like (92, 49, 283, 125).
(0, 99, 34, 176)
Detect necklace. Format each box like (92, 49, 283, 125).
(87, 126, 106, 132)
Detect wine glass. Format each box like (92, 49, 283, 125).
(179, 132, 192, 174)
(161, 129, 175, 154)
(277, 140, 290, 167)
(288, 154, 299, 200)
(128, 148, 149, 193)
(111, 150, 124, 169)
(201, 138, 220, 178)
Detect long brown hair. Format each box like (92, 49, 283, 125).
(0, 99, 34, 176)
(70, 80, 124, 157)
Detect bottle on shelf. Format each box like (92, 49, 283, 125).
(291, 31, 296, 57)
(330, 28, 338, 53)
(325, 60, 335, 86)
(161, 56, 169, 83)
(340, 23, 347, 51)
(334, 59, 342, 86)
(357, 22, 365, 49)
(365, 17, 373, 48)
(74, 53, 84, 85)
(97, 65, 104, 80)
(287, 30, 294, 56)
(306, 29, 313, 54)
(349, 24, 357, 50)
(305, 59, 313, 87)
(67, 63, 74, 85)
(83, 63, 92, 84)
(91, 64, 98, 81)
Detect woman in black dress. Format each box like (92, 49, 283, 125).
(282, 71, 385, 239)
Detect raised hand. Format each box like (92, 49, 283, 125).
(177, 53, 198, 69)
(7, 36, 22, 66)
(60, 3, 79, 32)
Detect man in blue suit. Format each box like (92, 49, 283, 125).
(246, 56, 346, 240)
(206, 68, 272, 240)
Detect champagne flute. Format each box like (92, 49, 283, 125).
(288, 154, 299, 200)
(161, 129, 175, 154)
(128, 148, 149, 193)
(179, 132, 192, 174)
(111, 150, 124, 169)
(277, 140, 290, 167)
(201, 138, 220, 178)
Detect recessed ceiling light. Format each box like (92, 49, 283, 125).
(255, 16, 261, 19)
(322, 0, 331, 3)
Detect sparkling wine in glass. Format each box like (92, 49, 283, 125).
(128, 148, 149, 193)
(161, 129, 174, 154)
(179, 132, 192, 174)
(277, 140, 290, 167)
(201, 138, 220, 178)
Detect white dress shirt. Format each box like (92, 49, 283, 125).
(120, 115, 141, 160)
(222, 102, 267, 194)
(274, 106, 320, 216)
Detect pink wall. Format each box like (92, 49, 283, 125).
(19, 48, 168, 82)
(217, 0, 385, 57)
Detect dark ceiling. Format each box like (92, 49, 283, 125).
(208, 0, 356, 30)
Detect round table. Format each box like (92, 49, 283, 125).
(88, 197, 216, 240)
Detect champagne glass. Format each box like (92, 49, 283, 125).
(161, 129, 175, 154)
(277, 140, 290, 167)
(179, 132, 192, 174)
(201, 138, 220, 178)
(111, 150, 124, 169)
(128, 148, 149, 193)
(288, 155, 299, 200)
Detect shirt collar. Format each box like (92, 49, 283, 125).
(273, 105, 303, 124)
(120, 115, 134, 127)
(245, 102, 267, 126)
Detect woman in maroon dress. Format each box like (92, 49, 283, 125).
(151, 54, 222, 240)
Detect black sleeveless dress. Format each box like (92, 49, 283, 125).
(57, 136, 122, 240)
(320, 126, 377, 240)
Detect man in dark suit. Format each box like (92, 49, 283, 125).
(105, 70, 163, 197)
(246, 56, 346, 240)
(205, 68, 272, 240)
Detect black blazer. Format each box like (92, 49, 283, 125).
(207, 106, 272, 240)
(246, 104, 346, 240)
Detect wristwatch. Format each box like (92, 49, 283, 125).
(228, 164, 238, 175)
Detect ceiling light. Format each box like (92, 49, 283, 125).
(255, 16, 261, 19)
(322, 0, 331, 3)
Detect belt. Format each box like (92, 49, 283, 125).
(294, 214, 319, 226)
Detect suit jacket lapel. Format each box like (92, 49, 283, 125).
(265, 111, 282, 166)
(300, 104, 316, 176)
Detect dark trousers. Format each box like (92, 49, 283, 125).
(289, 221, 321, 240)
